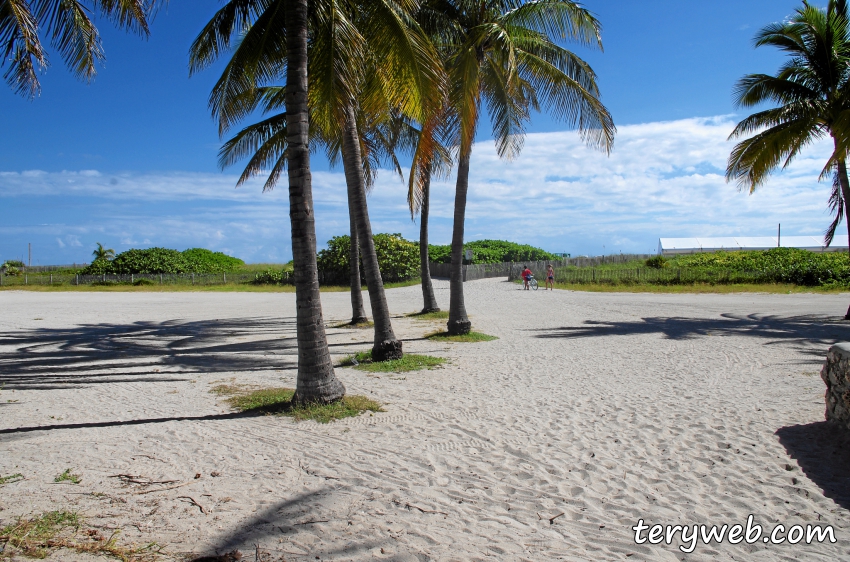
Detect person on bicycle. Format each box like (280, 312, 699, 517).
(521, 265, 533, 290)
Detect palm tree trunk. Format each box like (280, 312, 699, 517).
(447, 148, 472, 335)
(341, 105, 403, 360)
(836, 156, 850, 320)
(419, 168, 440, 313)
(347, 197, 368, 324)
(286, 0, 345, 405)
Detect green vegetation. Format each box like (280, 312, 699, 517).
(407, 310, 449, 320)
(427, 331, 498, 343)
(558, 249, 850, 288)
(0, 510, 160, 560)
(428, 239, 556, 265)
(53, 468, 81, 484)
(80, 247, 245, 275)
(213, 386, 383, 423)
(339, 351, 446, 372)
(251, 265, 293, 285)
(0, 511, 80, 559)
(645, 255, 668, 269)
(0, 473, 23, 486)
(317, 233, 420, 284)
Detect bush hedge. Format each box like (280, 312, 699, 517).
(668, 248, 850, 286)
(317, 233, 419, 283)
(80, 247, 244, 275)
(428, 239, 556, 265)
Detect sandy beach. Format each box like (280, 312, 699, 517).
(1, 279, 849, 561)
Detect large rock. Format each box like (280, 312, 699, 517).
(821, 343, 850, 431)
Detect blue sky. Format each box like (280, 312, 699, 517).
(0, 0, 837, 264)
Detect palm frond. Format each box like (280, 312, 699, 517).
(0, 0, 45, 98)
(501, 0, 603, 49)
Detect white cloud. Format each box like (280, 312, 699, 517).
(0, 115, 840, 261)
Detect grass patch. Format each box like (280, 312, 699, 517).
(329, 320, 374, 329)
(54, 469, 81, 484)
(0, 473, 23, 486)
(551, 282, 848, 294)
(213, 386, 383, 423)
(339, 351, 446, 372)
(426, 331, 498, 343)
(0, 511, 160, 561)
(0, 278, 421, 293)
(406, 310, 449, 320)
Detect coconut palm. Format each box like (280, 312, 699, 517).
(728, 0, 850, 240)
(190, 0, 443, 362)
(92, 242, 115, 261)
(1, 0, 157, 98)
(420, 0, 615, 334)
(285, 0, 346, 404)
(726, 0, 850, 317)
(406, 113, 453, 313)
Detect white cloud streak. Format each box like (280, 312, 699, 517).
(0, 116, 838, 262)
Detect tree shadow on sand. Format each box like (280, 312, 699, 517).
(533, 313, 850, 358)
(776, 422, 850, 511)
(186, 488, 382, 561)
(0, 317, 299, 390)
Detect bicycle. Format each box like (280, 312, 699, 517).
(525, 274, 538, 291)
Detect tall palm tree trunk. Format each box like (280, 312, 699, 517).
(341, 105, 403, 360)
(447, 149, 472, 335)
(419, 169, 440, 313)
(347, 199, 368, 324)
(286, 0, 345, 405)
(836, 156, 850, 320)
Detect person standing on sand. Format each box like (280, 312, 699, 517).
(546, 264, 555, 290)
(521, 265, 532, 290)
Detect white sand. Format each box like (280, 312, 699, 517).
(1, 279, 849, 561)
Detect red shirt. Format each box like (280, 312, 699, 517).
(522, 268, 532, 280)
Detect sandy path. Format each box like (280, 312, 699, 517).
(1, 280, 849, 561)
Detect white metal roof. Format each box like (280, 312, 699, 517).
(658, 235, 849, 254)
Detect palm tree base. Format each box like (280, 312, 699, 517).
(447, 319, 471, 335)
(290, 379, 346, 406)
(421, 307, 441, 314)
(844, 303, 850, 320)
(350, 316, 369, 325)
(372, 339, 403, 362)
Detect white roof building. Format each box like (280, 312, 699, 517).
(658, 235, 849, 255)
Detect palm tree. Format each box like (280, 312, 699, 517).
(726, 0, 850, 317)
(1, 0, 156, 98)
(191, 0, 443, 361)
(284, 0, 346, 404)
(407, 114, 453, 313)
(421, 0, 615, 334)
(92, 242, 115, 262)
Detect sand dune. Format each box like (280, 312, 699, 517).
(1, 279, 849, 560)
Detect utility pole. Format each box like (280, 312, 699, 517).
(28, 243, 31, 267)
(777, 224, 781, 248)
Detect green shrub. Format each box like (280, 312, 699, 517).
(670, 248, 850, 286)
(133, 278, 155, 286)
(252, 268, 292, 285)
(81, 247, 245, 275)
(428, 239, 556, 264)
(82, 258, 114, 275)
(182, 248, 244, 273)
(317, 233, 420, 283)
(645, 255, 668, 269)
(2, 264, 21, 276)
(109, 248, 186, 274)
(3, 260, 24, 268)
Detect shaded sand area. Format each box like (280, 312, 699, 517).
(1, 279, 850, 561)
